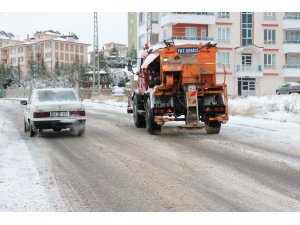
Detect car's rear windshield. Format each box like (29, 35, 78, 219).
(36, 90, 79, 102)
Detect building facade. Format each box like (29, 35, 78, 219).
(0, 30, 90, 78)
(136, 12, 300, 96)
(102, 42, 128, 57)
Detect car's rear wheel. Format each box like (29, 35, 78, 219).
(78, 126, 85, 136)
(29, 123, 36, 137)
(70, 122, 85, 136)
(53, 128, 61, 132)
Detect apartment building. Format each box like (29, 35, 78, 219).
(0, 30, 90, 77)
(103, 42, 128, 57)
(136, 12, 300, 96)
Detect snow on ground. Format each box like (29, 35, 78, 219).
(229, 94, 300, 123)
(0, 112, 66, 211)
(83, 98, 127, 114)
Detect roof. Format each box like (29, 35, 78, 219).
(235, 44, 263, 53)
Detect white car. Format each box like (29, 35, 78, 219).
(20, 88, 86, 137)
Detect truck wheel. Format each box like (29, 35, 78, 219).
(145, 99, 161, 134)
(205, 121, 221, 134)
(133, 94, 146, 128)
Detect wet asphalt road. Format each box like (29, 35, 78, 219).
(1, 99, 300, 211)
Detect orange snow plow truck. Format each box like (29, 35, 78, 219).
(127, 41, 228, 134)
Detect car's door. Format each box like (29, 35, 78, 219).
(281, 84, 288, 94)
(279, 85, 285, 94)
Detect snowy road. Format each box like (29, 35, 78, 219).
(1, 98, 300, 211)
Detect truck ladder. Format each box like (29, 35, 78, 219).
(180, 84, 205, 129)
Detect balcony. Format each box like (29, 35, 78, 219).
(283, 40, 300, 53)
(236, 65, 263, 77)
(161, 12, 215, 27)
(283, 16, 300, 29)
(283, 65, 300, 77)
(1, 54, 8, 60)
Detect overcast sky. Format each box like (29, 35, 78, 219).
(0, 12, 128, 51)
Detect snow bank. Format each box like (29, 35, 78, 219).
(0, 114, 65, 211)
(229, 94, 300, 123)
(84, 99, 127, 108)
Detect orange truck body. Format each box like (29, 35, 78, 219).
(128, 42, 228, 134)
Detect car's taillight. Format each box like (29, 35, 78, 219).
(33, 112, 50, 118)
(70, 110, 85, 116)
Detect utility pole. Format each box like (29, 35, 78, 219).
(146, 12, 152, 45)
(93, 12, 99, 92)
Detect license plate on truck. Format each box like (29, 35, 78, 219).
(50, 111, 69, 117)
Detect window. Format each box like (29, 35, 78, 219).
(185, 27, 197, 40)
(218, 12, 230, 19)
(218, 28, 230, 43)
(285, 30, 300, 42)
(45, 42, 51, 49)
(163, 29, 168, 40)
(264, 12, 276, 20)
(200, 27, 207, 40)
(45, 53, 51, 59)
(151, 12, 159, 24)
(139, 13, 145, 26)
(288, 56, 300, 65)
(264, 29, 276, 44)
(65, 44, 69, 51)
(10, 48, 16, 54)
(139, 34, 145, 50)
(242, 12, 253, 46)
(18, 47, 23, 53)
(18, 57, 24, 63)
(10, 57, 16, 64)
(150, 33, 159, 44)
(217, 52, 230, 68)
(264, 54, 276, 69)
(241, 53, 252, 70)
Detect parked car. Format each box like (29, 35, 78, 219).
(20, 88, 86, 137)
(112, 86, 125, 96)
(276, 82, 300, 95)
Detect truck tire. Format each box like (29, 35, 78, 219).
(205, 121, 221, 134)
(133, 94, 146, 128)
(145, 99, 161, 134)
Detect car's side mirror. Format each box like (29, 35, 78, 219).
(20, 100, 27, 105)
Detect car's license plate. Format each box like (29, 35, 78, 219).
(50, 111, 69, 117)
